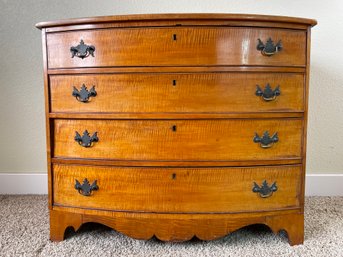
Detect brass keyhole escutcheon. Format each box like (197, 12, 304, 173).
(173, 34, 177, 40)
(173, 80, 177, 86)
(171, 125, 177, 132)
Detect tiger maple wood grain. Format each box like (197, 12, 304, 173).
(53, 119, 302, 161)
(50, 73, 304, 113)
(47, 27, 306, 68)
(53, 164, 301, 213)
(38, 13, 316, 245)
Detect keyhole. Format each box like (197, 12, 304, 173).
(172, 125, 177, 132)
(172, 173, 176, 179)
(173, 80, 176, 86)
(173, 34, 177, 41)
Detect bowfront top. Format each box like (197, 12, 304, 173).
(36, 13, 317, 29)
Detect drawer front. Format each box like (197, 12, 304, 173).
(53, 119, 302, 161)
(50, 73, 304, 113)
(47, 27, 306, 68)
(53, 164, 301, 213)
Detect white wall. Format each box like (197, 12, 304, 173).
(0, 0, 342, 174)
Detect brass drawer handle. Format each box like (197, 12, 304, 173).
(72, 84, 97, 103)
(252, 180, 277, 198)
(256, 84, 280, 101)
(257, 38, 282, 56)
(253, 131, 278, 148)
(74, 130, 99, 147)
(75, 178, 98, 196)
(70, 39, 95, 59)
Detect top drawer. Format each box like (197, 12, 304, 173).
(47, 27, 306, 69)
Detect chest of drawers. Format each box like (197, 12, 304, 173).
(36, 14, 316, 245)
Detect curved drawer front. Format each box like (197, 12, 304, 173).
(47, 27, 306, 68)
(53, 119, 302, 161)
(50, 73, 304, 113)
(53, 164, 301, 213)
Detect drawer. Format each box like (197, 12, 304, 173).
(50, 73, 304, 113)
(53, 119, 302, 161)
(53, 164, 301, 213)
(47, 27, 306, 68)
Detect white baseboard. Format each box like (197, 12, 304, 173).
(0, 173, 342, 196)
(305, 174, 343, 196)
(0, 173, 48, 194)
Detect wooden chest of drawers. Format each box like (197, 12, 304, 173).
(36, 14, 316, 245)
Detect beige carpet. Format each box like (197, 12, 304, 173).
(0, 195, 342, 257)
